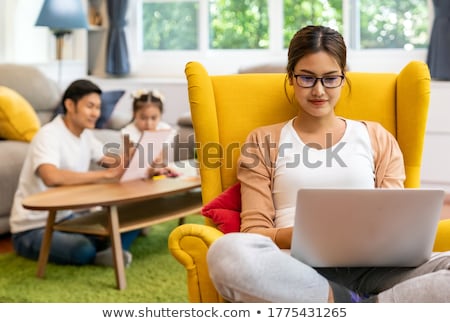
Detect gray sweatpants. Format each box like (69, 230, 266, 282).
(207, 233, 450, 302)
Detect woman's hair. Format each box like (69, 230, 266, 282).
(131, 90, 164, 118)
(286, 25, 347, 78)
(62, 79, 102, 113)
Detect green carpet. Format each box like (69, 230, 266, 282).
(0, 215, 204, 303)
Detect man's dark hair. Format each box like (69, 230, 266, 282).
(61, 79, 102, 113)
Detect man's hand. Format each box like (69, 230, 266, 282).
(102, 161, 126, 181)
(38, 160, 126, 186)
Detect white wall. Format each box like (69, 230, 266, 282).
(0, 0, 86, 64)
(12, 0, 49, 63)
(1, 0, 49, 63)
(421, 81, 450, 192)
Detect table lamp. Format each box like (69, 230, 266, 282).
(35, 0, 88, 87)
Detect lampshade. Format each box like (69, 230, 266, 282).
(35, 0, 88, 34)
(35, 0, 89, 87)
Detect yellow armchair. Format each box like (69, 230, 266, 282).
(168, 60, 450, 302)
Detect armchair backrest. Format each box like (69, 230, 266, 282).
(185, 61, 431, 208)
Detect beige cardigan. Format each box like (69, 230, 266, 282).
(237, 120, 406, 249)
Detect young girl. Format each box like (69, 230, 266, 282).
(121, 89, 178, 177)
(121, 89, 172, 144)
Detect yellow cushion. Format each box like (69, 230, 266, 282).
(433, 219, 450, 252)
(0, 86, 40, 142)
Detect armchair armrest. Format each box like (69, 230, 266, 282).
(433, 219, 450, 252)
(168, 223, 225, 302)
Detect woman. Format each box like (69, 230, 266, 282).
(206, 25, 450, 302)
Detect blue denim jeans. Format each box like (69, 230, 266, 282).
(12, 216, 140, 266)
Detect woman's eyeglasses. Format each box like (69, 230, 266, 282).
(293, 75, 344, 88)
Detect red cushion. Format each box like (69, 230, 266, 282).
(201, 182, 241, 233)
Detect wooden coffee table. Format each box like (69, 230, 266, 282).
(22, 175, 202, 290)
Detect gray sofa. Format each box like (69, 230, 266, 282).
(0, 64, 61, 235)
(0, 64, 194, 235)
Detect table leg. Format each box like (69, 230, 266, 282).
(107, 205, 126, 290)
(36, 210, 57, 278)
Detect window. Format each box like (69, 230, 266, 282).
(142, 0, 198, 50)
(209, 0, 269, 49)
(283, 0, 342, 48)
(358, 0, 429, 49)
(141, 0, 269, 50)
(139, 0, 429, 51)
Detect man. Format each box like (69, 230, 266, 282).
(10, 79, 138, 267)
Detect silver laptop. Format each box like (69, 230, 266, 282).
(290, 188, 444, 267)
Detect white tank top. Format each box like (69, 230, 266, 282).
(273, 118, 375, 228)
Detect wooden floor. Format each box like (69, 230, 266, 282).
(1, 197, 450, 255)
(0, 233, 13, 254)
